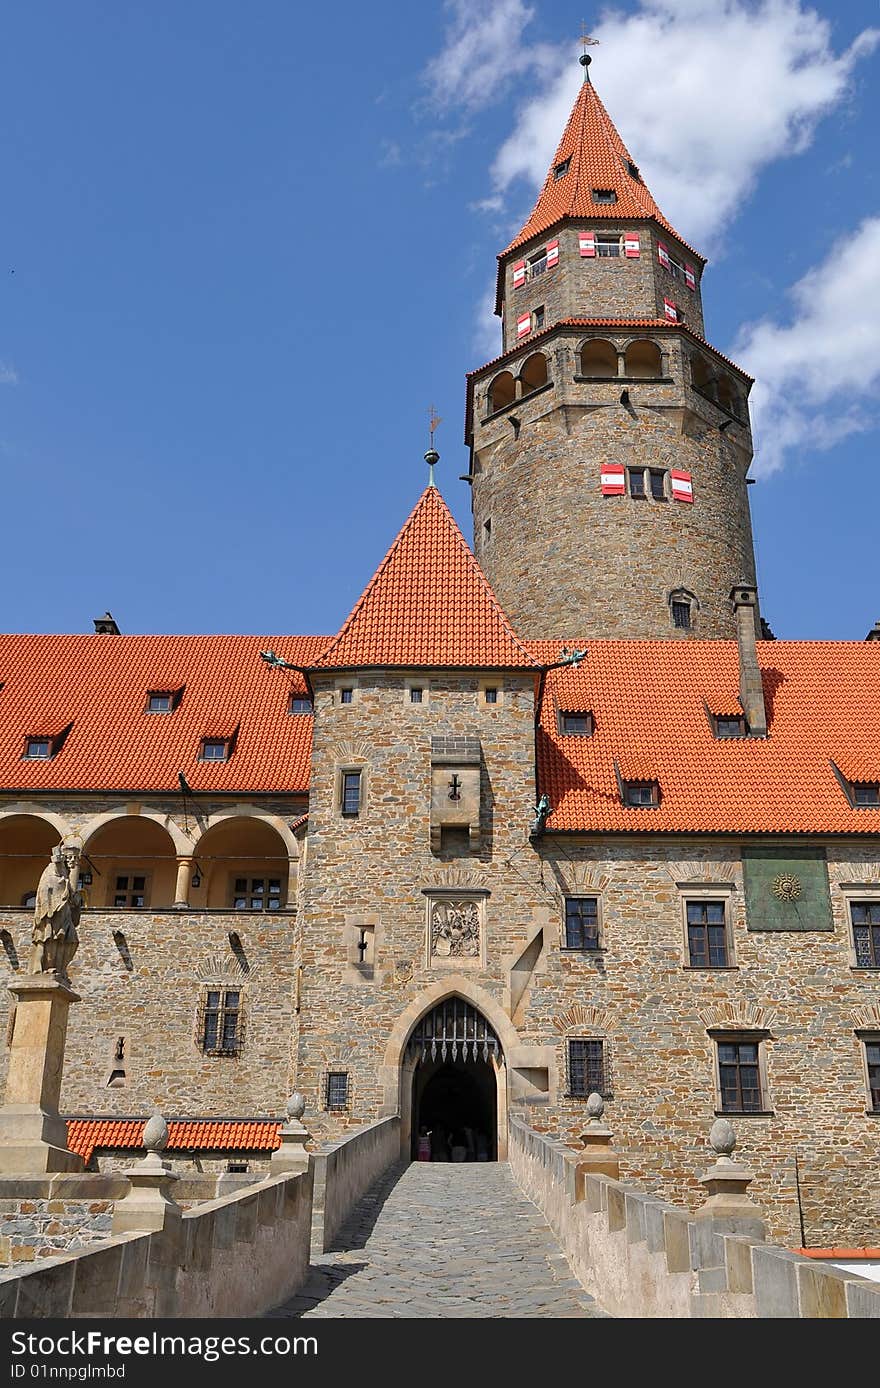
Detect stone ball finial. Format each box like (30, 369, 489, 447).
(586, 1092, 604, 1121)
(143, 1112, 169, 1154)
(286, 1092, 306, 1121)
(709, 1117, 736, 1159)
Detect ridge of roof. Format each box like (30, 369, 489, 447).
(310, 487, 539, 670)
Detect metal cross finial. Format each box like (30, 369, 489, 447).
(425, 405, 441, 488)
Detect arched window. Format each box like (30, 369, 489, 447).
(624, 339, 662, 379)
(487, 371, 516, 414)
(519, 352, 548, 396)
(669, 588, 699, 632)
(717, 375, 738, 416)
(579, 339, 617, 378)
(690, 354, 714, 395)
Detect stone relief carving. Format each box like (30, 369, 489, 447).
(430, 898, 481, 960)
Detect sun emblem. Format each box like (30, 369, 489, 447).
(772, 873, 801, 902)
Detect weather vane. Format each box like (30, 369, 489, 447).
(579, 20, 599, 79)
(425, 404, 442, 487)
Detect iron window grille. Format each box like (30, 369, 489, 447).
(852, 902, 880, 968)
(198, 988, 243, 1057)
(342, 771, 362, 817)
(564, 897, 600, 951)
(325, 1071, 350, 1111)
(410, 688, 424, 704)
(567, 1038, 608, 1098)
(672, 600, 691, 630)
(686, 901, 728, 967)
(716, 1038, 762, 1113)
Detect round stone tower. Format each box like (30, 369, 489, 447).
(465, 57, 759, 640)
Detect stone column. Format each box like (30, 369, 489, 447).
(173, 856, 193, 909)
(0, 976, 84, 1174)
(270, 1093, 311, 1175)
(286, 856, 298, 908)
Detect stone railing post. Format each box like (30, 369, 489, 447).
(575, 1092, 619, 1190)
(696, 1117, 766, 1240)
(270, 1092, 311, 1175)
(112, 1113, 182, 1235)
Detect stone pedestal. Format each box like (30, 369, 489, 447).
(574, 1093, 619, 1193)
(270, 1093, 311, 1175)
(112, 1151, 182, 1235)
(696, 1118, 766, 1241)
(0, 976, 84, 1174)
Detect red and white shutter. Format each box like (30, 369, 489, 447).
(657, 241, 670, 268)
(516, 311, 532, 339)
(600, 462, 626, 496)
(512, 260, 526, 289)
(663, 297, 678, 321)
(546, 238, 560, 267)
(579, 230, 596, 257)
(624, 233, 640, 258)
(670, 470, 694, 503)
(685, 263, 696, 290)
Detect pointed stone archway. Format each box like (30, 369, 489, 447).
(380, 975, 521, 1160)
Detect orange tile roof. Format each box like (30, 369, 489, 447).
(0, 634, 328, 793)
(66, 1118, 282, 1165)
(496, 78, 702, 310)
(530, 639, 880, 835)
(311, 487, 539, 670)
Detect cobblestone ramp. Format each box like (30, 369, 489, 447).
(265, 1163, 606, 1319)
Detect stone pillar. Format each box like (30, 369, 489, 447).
(270, 1093, 311, 1175)
(113, 1114, 182, 1235)
(0, 976, 84, 1174)
(286, 856, 298, 907)
(173, 856, 193, 909)
(575, 1093, 619, 1191)
(696, 1117, 766, 1241)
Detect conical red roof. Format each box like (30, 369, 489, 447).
(311, 487, 538, 670)
(501, 77, 694, 259)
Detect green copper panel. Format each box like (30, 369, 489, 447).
(742, 846, 833, 932)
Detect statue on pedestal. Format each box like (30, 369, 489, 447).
(30, 845, 82, 981)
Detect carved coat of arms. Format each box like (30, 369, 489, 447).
(431, 899, 480, 958)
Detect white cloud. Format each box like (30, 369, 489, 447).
(732, 216, 880, 476)
(426, 0, 878, 252)
(0, 362, 18, 386)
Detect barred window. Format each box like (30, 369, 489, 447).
(852, 902, 880, 968)
(564, 897, 600, 951)
(716, 1038, 762, 1113)
(325, 1071, 349, 1111)
(200, 988, 242, 1056)
(686, 900, 728, 967)
(865, 1040, 880, 1112)
(567, 1038, 605, 1097)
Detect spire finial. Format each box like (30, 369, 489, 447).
(425, 405, 442, 488)
(579, 21, 599, 81)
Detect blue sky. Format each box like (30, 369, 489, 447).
(1, 1, 877, 640)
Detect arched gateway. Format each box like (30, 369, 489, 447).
(408, 998, 502, 1161)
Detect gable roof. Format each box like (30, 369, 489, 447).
(311, 487, 539, 670)
(0, 634, 327, 793)
(66, 1118, 281, 1165)
(530, 639, 880, 836)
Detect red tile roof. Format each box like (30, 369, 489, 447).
(0, 635, 328, 793)
(311, 487, 539, 670)
(66, 1118, 282, 1165)
(530, 639, 880, 835)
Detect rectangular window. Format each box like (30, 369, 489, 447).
(289, 697, 313, 715)
(553, 157, 571, 179)
(564, 897, 600, 951)
(113, 874, 148, 909)
(532, 306, 545, 330)
(340, 688, 354, 705)
(866, 1040, 880, 1112)
(528, 250, 548, 278)
(623, 780, 658, 807)
(592, 189, 617, 204)
(567, 1039, 605, 1097)
(325, 1071, 349, 1111)
(628, 469, 645, 498)
(231, 877, 283, 911)
(649, 470, 666, 500)
(484, 687, 498, 704)
(24, 738, 51, 759)
(595, 234, 621, 258)
(686, 901, 728, 967)
(716, 1039, 762, 1113)
(342, 770, 362, 817)
(853, 783, 880, 807)
(715, 714, 746, 737)
(201, 988, 241, 1055)
(146, 693, 172, 713)
(559, 711, 593, 736)
(852, 902, 880, 968)
(672, 600, 691, 630)
(410, 687, 423, 704)
(201, 739, 228, 761)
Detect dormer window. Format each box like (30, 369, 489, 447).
(854, 783, 880, 808)
(289, 696, 313, 715)
(623, 780, 659, 808)
(559, 711, 593, 737)
(553, 157, 571, 180)
(626, 160, 641, 182)
(147, 693, 172, 713)
(592, 188, 617, 204)
(200, 739, 229, 762)
(24, 737, 51, 760)
(714, 714, 747, 739)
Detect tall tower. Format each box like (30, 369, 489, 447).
(465, 54, 759, 640)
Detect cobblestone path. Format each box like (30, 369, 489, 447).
(266, 1162, 606, 1319)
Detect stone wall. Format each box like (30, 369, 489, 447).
(311, 1116, 400, 1252)
(508, 1116, 880, 1318)
(0, 1168, 313, 1319)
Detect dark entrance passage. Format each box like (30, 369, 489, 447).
(407, 997, 501, 1162)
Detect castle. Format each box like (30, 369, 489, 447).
(1, 57, 878, 1250)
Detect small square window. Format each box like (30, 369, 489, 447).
(289, 697, 313, 715)
(112, 874, 150, 909)
(484, 687, 498, 705)
(528, 250, 548, 278)
(24, 738, 51, 759)
(628, 469, 645, 498)
(201, 739, 228, 761)
(595, 234, 621, 258)
(342, 770, 362, 817)
(326, 1071, 349, 1110)
(553, 157, 571, 180)
(592, 188, 617, 204)
(564, 897, 599, 951)
(852, 902, 880, 968)
(623, 780, 658, 807)
(340, 688, 354, 705)
(715, 714, 746, 737)
(146, 693, 173, 713)
(559, 711, 593, 736)
(686, 901, 728, 967)
(716, 1037, 763, 1113)
(671, 600, 691, 630)
(567, 1038, 605, 1097)
(410, 687, 423, 704)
